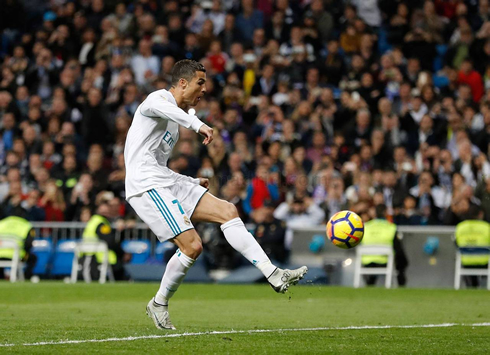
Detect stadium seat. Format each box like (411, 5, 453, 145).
(0, 236, 25, 282)
(71, 240, 114, 284)
(122, 240, 151, 264)
(353, 245, 394, 288)
(31, 239, 53, 276)
(454, 247, 490, 290)
(51, 240, 78, 277)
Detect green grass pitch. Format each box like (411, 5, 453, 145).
(1, 282, 489, 354)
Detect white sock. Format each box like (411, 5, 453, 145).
(155, 249, 195, 305)
(220, 217, 277, 278)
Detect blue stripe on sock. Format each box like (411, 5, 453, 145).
(148, 190, 178, 235)
(153, 189, 181, 233)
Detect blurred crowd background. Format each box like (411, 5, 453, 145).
(1, 0, 490, 234)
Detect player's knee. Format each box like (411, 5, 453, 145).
(222, 202, 239, 222)
(190, 239, 203, 259)
(181, 239, 202, 259)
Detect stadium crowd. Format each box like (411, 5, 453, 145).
(1, 0, 490, 237)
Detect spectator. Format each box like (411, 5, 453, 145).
(345, 109, 372, 149)
(39, 179, 65, 221)
(81, 88, 111, 148)
(219, 14, 241, 53)
(25, 48, 58, 101)
(321, 175, 348, 219)
(475, 176, 490, 222)
(243, 164, 279, 216)
(265, 11, 289, 44)
(274, 195, 325, 250)
(181, 32, 203, 61)
(444, 196, 481, 225)
(21, 189, 45, 221)
(235, 0, 264, 43)
(458, 59, 484, 103)
(0, 112, 19, 152)
(309, 0, 334, 42)
(106, 3, 134, 36)
(52, 154, 79, 200)
(409, 171, 442, 224)
(130, 39, 160, 86)
(66, 173, 96, 221)
(197, 19, 217, 54)
(1, 0, 490, 231)
(252, 200, 287, 263)
(207, 40, 228, 75)
(22, 125, 42, 158)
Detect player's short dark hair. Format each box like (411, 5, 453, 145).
(171, 60, 206, 87)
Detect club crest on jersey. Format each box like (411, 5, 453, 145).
(183, 216, 191, 225)
(162, 130, 175, 148)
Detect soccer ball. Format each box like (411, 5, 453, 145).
(326, 210, 364, 249)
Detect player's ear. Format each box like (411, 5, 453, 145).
(180, 78, 188, 89)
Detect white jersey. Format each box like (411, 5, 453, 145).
(124, 89, 204, 200)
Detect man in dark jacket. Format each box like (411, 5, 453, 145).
(252, 200, 287, 263)
(81, 88, 111, 148)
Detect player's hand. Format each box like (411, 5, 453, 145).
(198, 124, 214, 145)
(199, 178, 209, 188)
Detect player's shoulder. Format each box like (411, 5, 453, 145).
(146, 89, 175, 105)
(149, 89, 170, 99)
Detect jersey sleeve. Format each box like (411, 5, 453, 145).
(140, 93, 204, 133)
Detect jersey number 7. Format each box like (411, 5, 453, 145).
(172, 199, 184, 214)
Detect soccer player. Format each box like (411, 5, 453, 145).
(124, 60, 307, 330)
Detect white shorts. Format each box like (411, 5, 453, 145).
(128, 181, 208, 242)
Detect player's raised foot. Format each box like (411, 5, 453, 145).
(146, 298, 176, 330)
(267, 266, 308, 293)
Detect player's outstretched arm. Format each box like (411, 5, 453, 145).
(141, 93, 204, 133)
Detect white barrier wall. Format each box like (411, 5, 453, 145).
(289, 225, 458, 288)
(29, 222, 463, 287)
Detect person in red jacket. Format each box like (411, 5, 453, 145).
(457, 59, 484, 103)
(243, 164, 280, 216)
(207, 40, 228, 74)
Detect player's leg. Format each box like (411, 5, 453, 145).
(154, 229, 202, 306)
(192, 193, 275, 273)
(191, 192, 308, 293)
(145, 229, 202, 330)
(128, 188, 202, 330)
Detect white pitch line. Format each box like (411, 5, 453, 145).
(1, 322, 489, 348)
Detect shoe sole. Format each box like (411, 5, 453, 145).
(146, 305, 176, 330)
(277, 266, 309, 294)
